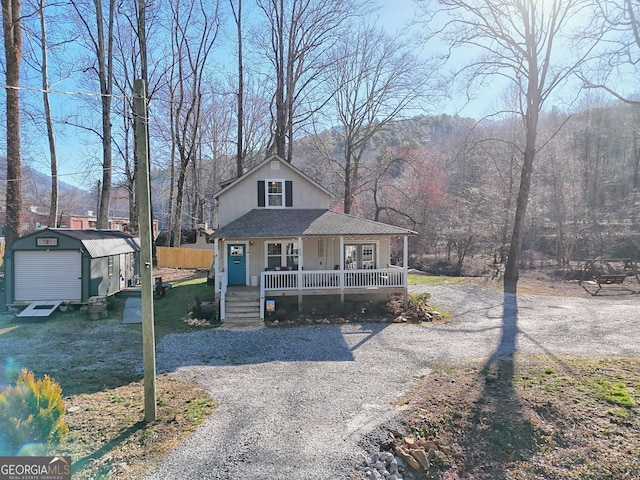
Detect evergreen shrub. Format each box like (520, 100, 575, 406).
(0, 369, 68, 455)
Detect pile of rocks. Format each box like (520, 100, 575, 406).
(265, 314, 394, 327)
(362, 451, 415, 480)
(361, 435, 451, 480)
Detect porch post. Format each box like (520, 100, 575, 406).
(260, 272, 265, 319)
(298, 236, 303, 312)
(403, 235, 409, 309)
(213, 238, 220, 296)
(339, 236, 345, 303)
(297, 236, 304, 271)
(215, 238, 226, 320)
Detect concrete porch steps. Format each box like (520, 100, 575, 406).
(223, 287, 263, 328)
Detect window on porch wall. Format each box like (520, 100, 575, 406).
(362, 245, 374, 268)
(345, 244, 376, 269)
(266, 241, 299, 269)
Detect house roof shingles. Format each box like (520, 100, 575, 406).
(211, 209, 416, 239)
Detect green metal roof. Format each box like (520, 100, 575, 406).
(17, 228, 140, 258)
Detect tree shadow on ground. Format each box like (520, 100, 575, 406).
(459, 293, 542, 479)
(154, 322, 390, 374)
(71, 421, 145, 474)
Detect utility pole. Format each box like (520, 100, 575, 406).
(134, 78, 156, 422)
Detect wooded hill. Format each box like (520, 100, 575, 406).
(8, 102, 639, 276)
(261, 104, 639, 275)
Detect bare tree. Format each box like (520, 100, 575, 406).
(70, 0, 115, 229)
(21, 0, 87, 230)
(113, 0, 143, 235)
(165, 0, 220, 246)
(109, 0, 163, 235)
(235, 74, 273, 168)
(423, 0, 601, 292)
(255, 0, 364, 163)
(371, 146, 447, 230)
(21, 0, 61, 227)
(229, 0, 244, 177)
(33, 0, 58, 227)
(584, 1, 640, 103)
(316, 23, 428, 214)
(2, 0, 22, 248)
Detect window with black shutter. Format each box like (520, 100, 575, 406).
(259, 179, 292, 208)
(258, 181, 265, 207)
(285, 180, 293, 207)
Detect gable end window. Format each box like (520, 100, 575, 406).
(268, 180, 284, 206)
(257, 180, 293, 208)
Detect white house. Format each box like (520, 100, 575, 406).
(211, 155, 415, 322)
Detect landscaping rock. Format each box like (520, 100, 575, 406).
(363, 450, 409, 480)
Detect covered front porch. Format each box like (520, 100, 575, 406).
(215, 235, 410, 320)
(258, 266, 406, 319)
(210, 209, 415, 321)
(219, 266, 407, 320)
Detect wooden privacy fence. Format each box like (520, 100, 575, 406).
(156, 246, 214, 269)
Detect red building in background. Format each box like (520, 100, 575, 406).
(0, 206, 159, 238)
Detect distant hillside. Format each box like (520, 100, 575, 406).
(0, 156, 94, 215)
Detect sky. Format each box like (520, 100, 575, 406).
(376, 0, 503, 119)
(15, 0, 635, 190)
(26, 0, 432, 190)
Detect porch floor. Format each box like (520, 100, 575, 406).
(227, 285, 260, 295)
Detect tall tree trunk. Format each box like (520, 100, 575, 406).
(343, 143, 353, 214)
(274, 0, 285, 159)
(93, 0, 114, 229)
(230, 0, 243, 176)
(167, 121, 176, 246)
(504, 101, 540, 293)
(128, 0, 148, 236)
(2, 0, 22, 249)
(37, 0, 58, 228)
(174, 163, 187, 248)
(499, 152, 517, 264)
(123, 116, 137, 234)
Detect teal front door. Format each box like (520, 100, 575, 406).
(227, 244, 246, 285)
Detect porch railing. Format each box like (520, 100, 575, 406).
(258, 268, 405, 319)
(261, 268, 405, 291)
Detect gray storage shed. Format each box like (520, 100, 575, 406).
(5, 228, 140, 306)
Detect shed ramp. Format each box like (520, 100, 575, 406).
(17, 301, 63, 317)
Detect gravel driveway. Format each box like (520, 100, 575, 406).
(146, 285, 640, 480)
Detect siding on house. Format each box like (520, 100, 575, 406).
(219, 236, 394, 282)
(217, 158, 332, 227)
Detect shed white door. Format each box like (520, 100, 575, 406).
(14, 251, 82, 302)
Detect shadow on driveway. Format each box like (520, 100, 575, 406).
(155, 323, 390, 373)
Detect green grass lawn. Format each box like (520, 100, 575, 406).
(397, 356, 640, 479)
(153, 273, 216, 338)
(408, 273, 468, 286)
